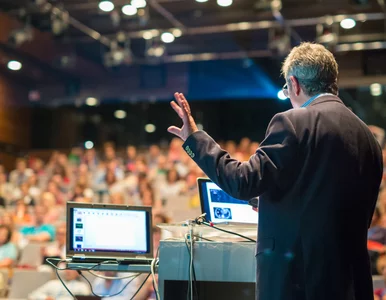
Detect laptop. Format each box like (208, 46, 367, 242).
(66, 202, 153, 264)
(197, 178, 258, 225)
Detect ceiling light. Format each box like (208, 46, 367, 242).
(161, 32, 175, 43)
(277, 90, 287, 100)
(122, 4, 137, 16)
(114, 110, 127, 119)
(370, 83, 382, 97)
(217, 0, 233, 7)
(196, 0, 208, 3)
(86, 97, 98, 106)
(172, 28, 182, 38)
(145, 123, 156, 133)
(98, 1, 114, 12)
(7, 60, 22, 71)
(340, 18, 356, 29)
(84, 141, 94, 150)
(143, 31, 153, 40)
(131, 0, 147, 8)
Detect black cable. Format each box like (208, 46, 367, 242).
(55, 267, 79, 300)
(184, 237, 199, 300)
(195, 217, 256, 243)
(192, 234, 214, 242)
(79, 271, 140, 298)
(129, 273, 151, 300)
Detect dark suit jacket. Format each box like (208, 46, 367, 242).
(182, 95, 383, 300)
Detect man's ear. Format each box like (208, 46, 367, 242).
(289, 76, 301, 96)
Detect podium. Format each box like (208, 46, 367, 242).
(158, 223, 257, 300)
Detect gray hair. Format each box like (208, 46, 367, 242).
(281, 42, 339, 96)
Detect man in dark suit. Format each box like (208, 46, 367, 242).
(168, 42, 383, 300)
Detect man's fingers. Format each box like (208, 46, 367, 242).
(174, 92, 184, 108)
(170, 101, 185, 119)
(167, 126, 182, 137)
(179, 93, 191, 114)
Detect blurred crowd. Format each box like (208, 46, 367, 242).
(0, 128, 385, 298)
(0, 136, 260, 299)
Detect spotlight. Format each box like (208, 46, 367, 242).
(145, 123, 156, 133)
(146, 44, 165, 57)
(132, 0, 147, 8)
(370, 83, 382, 97)
(7, 60, 22, 71)
(114, 110, 127, 119)
(340, 18, 356, 29)
(99, 1, 114, 12)
(84, 141, 94, 149)
(217, 0, 233, 7)
(122, 4, 137, 16)
(86, 97, 98, 106)
(277, 90, 287, 100)
(161, 32, 175, 43)
(172, 28, 182, 38)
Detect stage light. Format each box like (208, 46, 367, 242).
(99, 1, 114, 12)
(277, 90, 287, 100)
(370, 83, 382, 97)
(132, 0, 147, 8)
(340, 18, 356, 29)
(122, 4, 137, 16)
(7, 60, 22, 71)
(143, 31, 153, 40)
(196, 0, 208, 3)
(161, 32, 175, 43)
(145, 123, 156, 133)
(217, 0, 233, 7)
(172, 28, 182, 38)
(114, 110, 127, 119)
(86, 97, 98, 106)
(84, 141, 94, 149)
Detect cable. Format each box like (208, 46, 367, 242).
(46, 258, 141, 298)
(79, 270, 140, 298)
(192, 234, 214, 242)
(189, 224, 194, 300)
(151, 257, 160, 300)
(184, 234, 199, 300)
(129, 273, 151, 300)
(195, 215, 256, 243)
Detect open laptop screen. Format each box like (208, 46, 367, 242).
(198, 178, 258, 224)
(67, 202, 153, 259)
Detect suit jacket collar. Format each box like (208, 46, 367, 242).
(308, 94, 343, 107)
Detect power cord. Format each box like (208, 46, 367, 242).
(184, 233, 199, 300)
(129, 273, 151, 300)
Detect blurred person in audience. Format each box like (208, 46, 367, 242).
(224, 140, 237, 157)
(378, 188, 386, 216)
(29, 267, 90, 300)
(374, 255, 386, 300)
(238, 137, 251, 160)
(147, 144, 161, 169)
(93, 271, 142, 299)
(12, 182, 36, 206)
(249, 142, 260, 156)
(104, 142, 117, 162)
(28, 173, 42, 200)
(126, 145, 137, 172)
(0, 225, 18, 268)
(41, 192, 60, 224)
(110, 193, 125, 205)
(14, 200, 33, 226)
(168, 138, 183, 163)
(9, 158, 33, 187)
(0, 212, 21, 243)
(159, 168, 186, 205)
(83, 148, 99, 171)
(77, 163, 92, 187)
(47, 180, 65, 205)
(70, 183, 87, 202)
(44, 223, 66, 259)
(0, 173, 12, 206)
(20, 205, 56, 243)
(68, 147, 83, 166)
(369, 208, 386, 245)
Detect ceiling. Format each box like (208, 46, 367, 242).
(0, 0, 384, 103)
